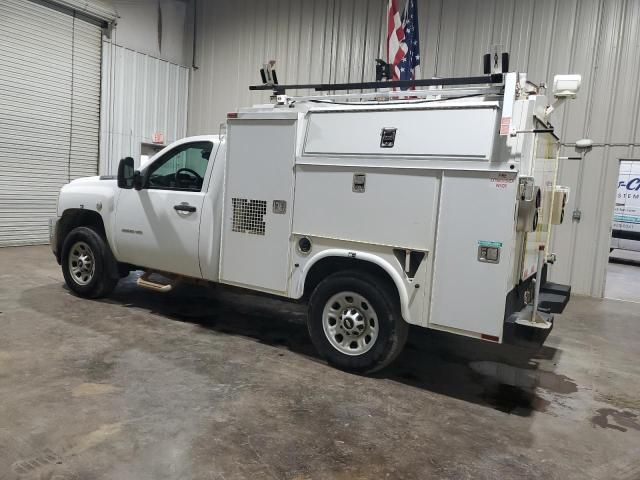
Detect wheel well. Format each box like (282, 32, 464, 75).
(303, 257, 401, 306)
(55, 209, 106, 262)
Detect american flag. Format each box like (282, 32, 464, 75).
(387, 0, 420, 89)
(387, 0, 407, 81)
(400, 0, 420, 88)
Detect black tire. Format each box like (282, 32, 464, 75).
(61, 226, 119, 299)
(307, 270, 408, 374)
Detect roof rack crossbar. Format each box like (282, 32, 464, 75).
(249, 74, 504, 93)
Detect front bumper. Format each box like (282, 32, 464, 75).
(49, 216, 60, 259)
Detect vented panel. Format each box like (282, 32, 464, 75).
(231, 198, 267, 235)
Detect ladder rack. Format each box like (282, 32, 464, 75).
(249, 73, 505, 95)
(285, 86, 504, 104)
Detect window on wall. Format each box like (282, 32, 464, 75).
(146, 141, 213, 192)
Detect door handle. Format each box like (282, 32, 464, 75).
(174, 203, 196, 213)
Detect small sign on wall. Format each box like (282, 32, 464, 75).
(152, 132, 164, 144)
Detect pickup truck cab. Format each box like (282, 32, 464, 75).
(52, 135, 224, 288)
(52, 73, 574, 373)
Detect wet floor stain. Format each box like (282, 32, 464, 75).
(464, 361, 579, 414)
(591, 408, 640, 432)
(481, 383, 551, 414)
(469, 361, 578, 394)
(388, 355, 565, 416)
(538, 370, 578, 394)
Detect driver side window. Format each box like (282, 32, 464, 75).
(146, 141, 213, 192)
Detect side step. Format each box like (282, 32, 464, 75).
(137, 272, 175, 292)
(539, 281, 571, 314)
(541, 281, 571, 296)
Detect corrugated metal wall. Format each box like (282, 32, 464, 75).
(188, 0, 640, 297)
(0, 0, 102, 246)
(100, 41, 190, 174)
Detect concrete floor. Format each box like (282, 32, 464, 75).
(606, 249, 640, 303)
(1, 246, 639, 480)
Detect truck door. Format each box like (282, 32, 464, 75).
(114, 141, 213, 278)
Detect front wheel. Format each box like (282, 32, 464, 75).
(61, 226, 118, 298)
(307, 271, 408, 373)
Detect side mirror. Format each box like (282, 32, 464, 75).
(117, 157, 134, 189)
(117, 157, 142, 190)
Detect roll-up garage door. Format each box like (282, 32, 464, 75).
(0, 0, 102, 246)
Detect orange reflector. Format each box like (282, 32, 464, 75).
(227, 112, 238, 118)
(481, 334, 499, 342)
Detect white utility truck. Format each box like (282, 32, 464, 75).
(611, 160, 640, 252)
(51, 71, 578, 373)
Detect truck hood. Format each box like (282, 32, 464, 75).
(58, 176, 118, 216)
(68, 175, 113, 185)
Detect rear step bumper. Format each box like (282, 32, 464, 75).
(504, 308, 554, 347)
(503, 280, 571, 348)
(539, 281, 571, 314)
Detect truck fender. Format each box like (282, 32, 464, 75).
(297, 248, 412, 323)
(57, 182, 118, 255)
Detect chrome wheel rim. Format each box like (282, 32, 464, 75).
(68, 241, 95, 286)
(322, 291, 379, 356)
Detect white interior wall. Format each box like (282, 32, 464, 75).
(188, 0, 640, 297)
(108, 0, 193, 66)
(99, 0, 193, 173)
(100, 43, 189, 174)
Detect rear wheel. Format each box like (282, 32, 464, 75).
(307, 271, 408, 373)
(61, 226, 118, 298)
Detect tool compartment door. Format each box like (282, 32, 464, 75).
(219, 118, 297, 294)
(429, 171, 518, 338)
